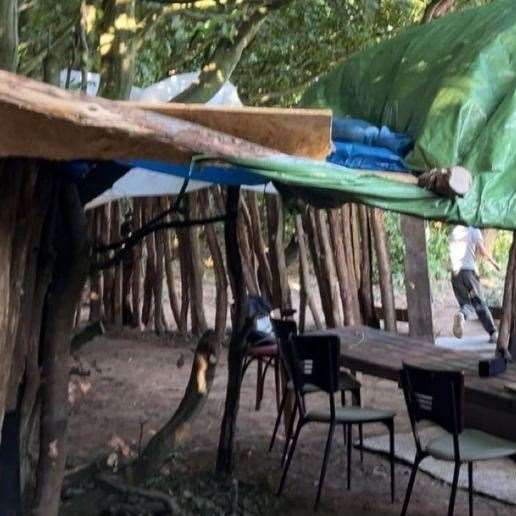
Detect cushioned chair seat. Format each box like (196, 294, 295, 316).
(425, 429, 516, 462)
(307, 406, 395, 424)
(247, 343, 278, 358)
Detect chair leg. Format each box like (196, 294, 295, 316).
(277, 419, 303, 496)
(269, 387, 287, 452)
(340, 390, 347, 445)
(347, 423, 352, 490)
(388, 419, 395, 503)
(255, 359, 264, 411)
(281, 403, 298, 467)
(468, 462, 473, 516)
(447, 461, 461, 516)
(401, 453, 423, 516)
(314, 423, 335, 512)
(359, 423, 364, 463)
(274, 358, 281, 412)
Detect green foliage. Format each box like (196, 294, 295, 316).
(233, 0, 424, 107)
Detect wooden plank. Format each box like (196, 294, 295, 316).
(0, 70, 332, 164)
(128, 103, 332, 159)
(400, 215, 434, 341)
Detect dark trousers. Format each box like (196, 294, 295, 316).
(451, 269, 496, 335)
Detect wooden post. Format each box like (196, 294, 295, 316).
(266, 196, 292, 309)
(295, 215, 322, 330)
(216, 187, 247, 475)
(400, 215, 434, 340)
(358, 205, 379, 327)
(370, 208, 397, 332)
(328, 209, 357, 326)
(499, 234, 516, 352)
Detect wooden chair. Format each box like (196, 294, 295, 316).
(400, 364, 516, 516)
(277, 334, 396, 511)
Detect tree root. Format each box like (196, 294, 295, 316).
(96, 473, 180, 515)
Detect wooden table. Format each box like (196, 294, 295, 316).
(314, 326, 516, 440)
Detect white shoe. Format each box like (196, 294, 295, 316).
(453, 312, 465, 338)
(489, 331, 498, 344)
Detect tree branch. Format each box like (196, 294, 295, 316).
(170, 5, 280, 103)
(92, 213, 232, 271)
(421, 0, 456, 23)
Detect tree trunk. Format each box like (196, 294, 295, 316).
(151, 201, 167, 334)
(131, 199, 143, 328)
(294, 214, 322, 330)
(185, 194, 208, 336)
(0, 0, 18, 72)
(171, 9, 268, 104)
(31, 180, 90, 516)
(358, 206, 379, 327)
(0, 160, 57, 514)
(101, 204, 114, 323)
(88, 209, 102, 322)
(111, 202, 123, 326)
(134, 330, 221, 480)
(303, 208, 335, 327)
(216, 187, 247, 475)
(246, 192, 273, 302)
(266, 196, 291, 309)
(237, 200, 259, 295)
(98, 0, 137, 100)
(161, 202, 181, 331)
(328, 209, 357, 326)
(371, 209, 397, 332)
(177, 226, 190, 334)
(202, 190, 228, 341)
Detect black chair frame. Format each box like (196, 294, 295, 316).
(277, 335, 395, 511)
(400, 364, 468, 516)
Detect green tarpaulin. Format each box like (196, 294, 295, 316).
(234, 0, 516, 229)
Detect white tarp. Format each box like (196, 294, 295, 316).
(59, 70, 273, 209)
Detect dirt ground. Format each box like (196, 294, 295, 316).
(61, 283, 514, 516)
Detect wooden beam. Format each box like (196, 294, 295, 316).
(0, 70, 331, 164)
(400, 215, 434, 341)
(128, 103, 332, 159)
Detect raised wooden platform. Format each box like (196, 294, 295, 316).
(318, 326, 516, 440)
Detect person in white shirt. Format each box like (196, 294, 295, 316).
(449, 226, 500, 342)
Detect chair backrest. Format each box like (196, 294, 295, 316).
(272, 319, 297, 346)
(400, 364, 465, 435)
(286, 335, 341, 417)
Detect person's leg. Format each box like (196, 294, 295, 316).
(463, 270, 496, 337)
(451, 272, 470, 337)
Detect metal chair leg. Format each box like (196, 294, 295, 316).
(269, 386, 287, 452)
(401, 453, 423, 516)
(359, 423, 364, 463)
(314, 423, 335, 511)
(447, 461, 461, 516)
(277, 419, 303, 496)
(255, 359, 264, 411)
(347, 423, 352, 490)
(340, 390, 347, 444)
(281, 403, 298, 467)
(388, 419, 395, 503)
(468, 462, 474, 516)
(273, 358, 281, 411)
